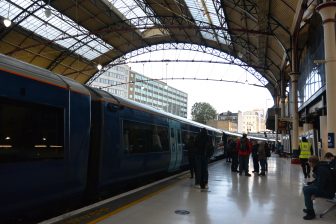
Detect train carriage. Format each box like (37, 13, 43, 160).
(0, 54, 91, 220)
(0, 53, 270, 222)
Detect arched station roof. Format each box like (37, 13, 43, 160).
(0, 0, 318, 96)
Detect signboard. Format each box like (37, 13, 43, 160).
(278, 120, 287, 132)
(328, 132, 334, 148)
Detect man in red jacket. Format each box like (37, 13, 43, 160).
(236, 133, 252, 176)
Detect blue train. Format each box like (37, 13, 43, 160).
(0, 54, 225, 221)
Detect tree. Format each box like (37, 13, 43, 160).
(191, 102, 217, 124)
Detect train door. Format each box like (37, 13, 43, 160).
(168, 120, 182, 171)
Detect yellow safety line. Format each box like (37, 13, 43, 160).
(87, 181, 178, 224)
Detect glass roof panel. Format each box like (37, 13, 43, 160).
(55, 38, 78, 49)
(107, 0, 161, 32)
(185, 0, 207, 24)
(185, 0, 231, 45)
(0, 0, 113, 61)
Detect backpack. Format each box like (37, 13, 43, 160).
(240, 138, 248, 151)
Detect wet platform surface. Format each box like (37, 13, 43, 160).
(41, 156, 336, 224)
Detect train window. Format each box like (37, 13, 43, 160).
(0, 98, 64, 162)
(182, 131, 197, 151)
(170, 128, 174, 138)
(177, 131, 181, 143)
(123, 120, 169, 153)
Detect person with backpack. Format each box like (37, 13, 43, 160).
(236, 133, 252, 176)
(302, 156, 335, 220)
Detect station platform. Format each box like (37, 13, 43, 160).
(40, 156, 335, 224)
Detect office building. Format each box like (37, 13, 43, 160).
(128, 71, 188, 118)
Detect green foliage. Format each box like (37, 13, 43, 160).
(191, 102, 217, 124)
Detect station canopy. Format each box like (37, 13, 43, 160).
(0, 0, 317, 95)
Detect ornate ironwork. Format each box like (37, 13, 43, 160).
(86, 43, 270, 86)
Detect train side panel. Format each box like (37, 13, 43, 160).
(97, 101, 172, 191)
(0, 68, 90, 219)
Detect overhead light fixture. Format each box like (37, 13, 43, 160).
(45, 0, 51, 18)
(45, 8, 51, 18)
(3, 2, 11, 27)
(97, 64, 102, 70)
(3, 18, 11, 27)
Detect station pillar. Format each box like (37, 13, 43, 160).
(290, 72, 299, 156)
(317, 2, 336, 151)
(280, 96, 286, 145)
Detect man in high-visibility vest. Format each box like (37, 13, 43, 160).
(299, 137, 313, 178)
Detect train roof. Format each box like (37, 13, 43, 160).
(219, 129, 275, 142)
(0, 54, 90, 96)
(88, 86, 221, 134)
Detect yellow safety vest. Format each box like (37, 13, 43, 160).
(299, 142, 312, 159)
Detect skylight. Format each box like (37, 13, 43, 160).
(107, 0, 161, 32)
(0, 0, 113, 60)
(185, 0, 231, 45)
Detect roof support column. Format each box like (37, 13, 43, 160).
(317, 2, 336, 152)
(290, 72, 299, 155)
(280, 72, 286, 145)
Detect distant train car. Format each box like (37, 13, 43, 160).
(0, 54, 223, 221)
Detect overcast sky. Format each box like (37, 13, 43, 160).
(126, 50, 274, 119)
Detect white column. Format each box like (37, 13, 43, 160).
(280, 96, 286, 145)
(317, 2, 336, 151)
(290, 73, 299, 154)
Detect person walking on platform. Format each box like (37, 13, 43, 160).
(229, 138, 239, 172)
(223, 132, 230, 162)
(299, 137, 313, 178)
(251, 140, 259, 173)
(195, 128, 212, 190)
(186, 136, 196, 179)
(302, 156, 335, 220)
(236, 134, 252, 176)
(257, 140, 267, 176)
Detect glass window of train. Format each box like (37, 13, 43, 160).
(157, 126, 169, 151)
(123, 120, 151, 153)
(123, 120, 169, 153)
(182, 131, 188, 145)
(170, 128, 174, 138)
(0, 98, 64, 163)
(177, 131, 181, 143)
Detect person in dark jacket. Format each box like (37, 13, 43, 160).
(324, 152, 336, 170)
(257, 140, 267, 176)
(229, 138, 239, 172)
(186, 136, 196, 179)
(194, 128, 212, 190)
(251, 140, 259, 173)
(302, 156, 335, 220)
